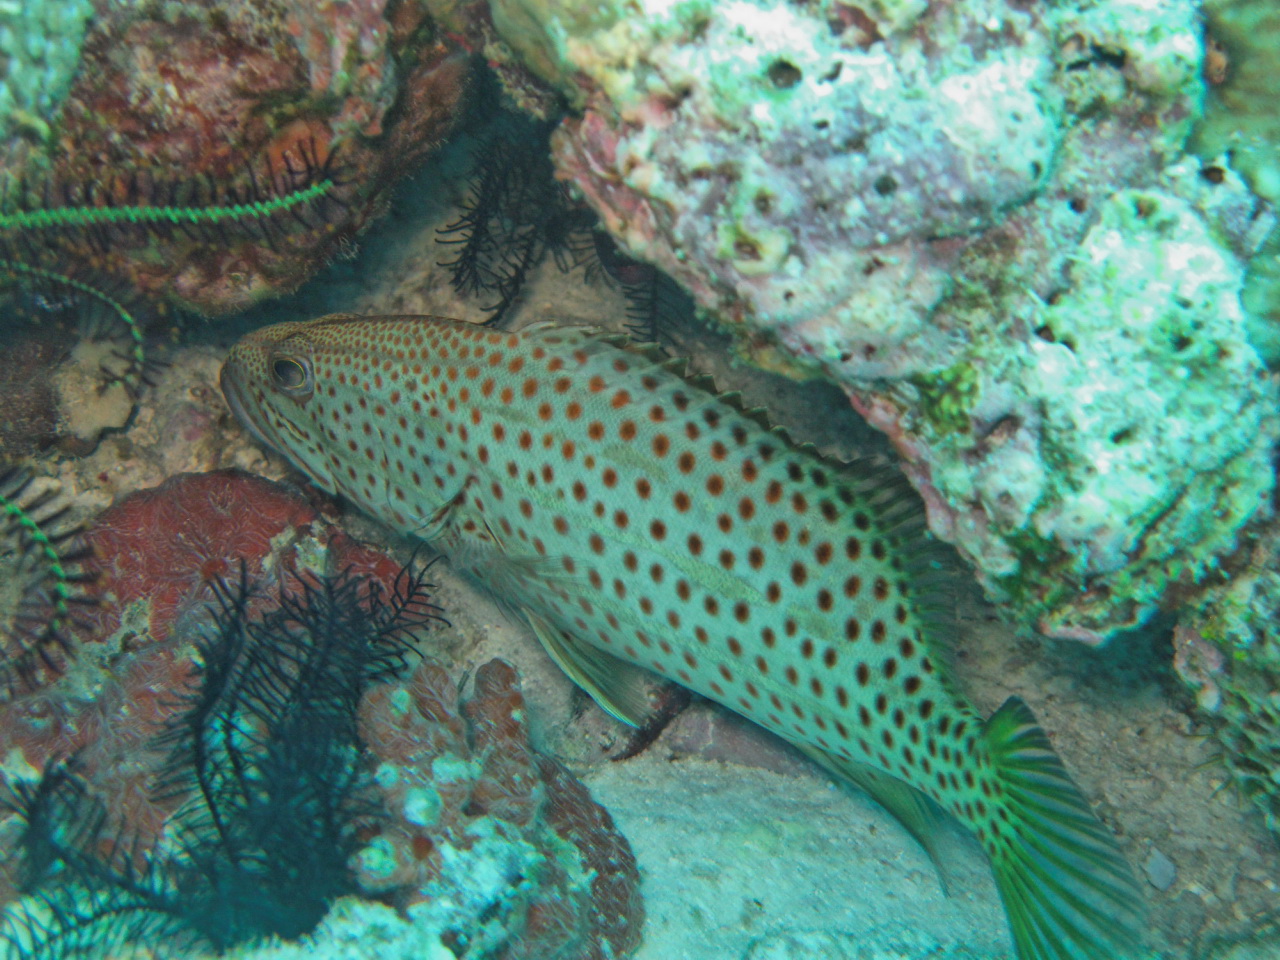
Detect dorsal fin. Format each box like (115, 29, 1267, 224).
(684, 372, 718, 394)
(742, 405, 772, 429)
(660, 357, 690, 376)
(717, 389, 743, 409)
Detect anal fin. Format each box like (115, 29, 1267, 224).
(792, 741, 953, 895)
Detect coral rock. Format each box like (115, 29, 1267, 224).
(357, 657, 644, 960)
(8, 0, 468, 315)
(80, 469, 322, 646)
(1176, 520, 1280, 838)
(472, 0, 1277, 641)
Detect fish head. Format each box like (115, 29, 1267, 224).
(220, 315, 342, 485)
(220, 313, 461, 505)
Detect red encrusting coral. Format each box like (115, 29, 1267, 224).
(79, 469, 321, 646)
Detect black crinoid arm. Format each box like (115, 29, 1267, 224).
(0, 467, 96, 696)
(437, 106, 599, 324)
(1, 561, 443, 959)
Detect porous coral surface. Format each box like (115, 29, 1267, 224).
(469, 0, 1280, 642)
(0, 0, 94, 149)
(354, 658, 643, 960)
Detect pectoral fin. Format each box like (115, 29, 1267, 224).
(524, 609, 656, 728)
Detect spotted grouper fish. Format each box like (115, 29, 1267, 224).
(221, 314, 1146, 959)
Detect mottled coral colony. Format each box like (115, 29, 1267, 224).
(0, 0, 1279, 958)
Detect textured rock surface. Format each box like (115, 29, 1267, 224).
(1193, 0, 1280, 368)
(463, 0, 1279, 642)
(0, 0, 94, 149)
(353, 658, 644, 960)
(1, 0, 468, 316)
(1175, 516, 1280, 837)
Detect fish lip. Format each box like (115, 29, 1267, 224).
(219, 359, 274, 452)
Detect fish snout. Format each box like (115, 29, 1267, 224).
(220, 351, 275, 452)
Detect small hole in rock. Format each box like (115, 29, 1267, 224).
(768, 60, 803, 88)
(873, 174, 898, 196)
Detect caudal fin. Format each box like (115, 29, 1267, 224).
(983, 698, 1148, 960)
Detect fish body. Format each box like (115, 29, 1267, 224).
(222, 314, 1146, 959)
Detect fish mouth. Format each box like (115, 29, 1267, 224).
(219, 359, 276, 453)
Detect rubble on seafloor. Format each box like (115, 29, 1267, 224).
(0, 471, 643, 960)
(436, 0, 1280, 646)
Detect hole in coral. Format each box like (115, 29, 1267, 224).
(873, 174, 898, 196)
(842, 131, 868, 153)
(1199, 165, 1225, 185)
(1110, 428, 1134, 444)
(1132, 196, 1157, 219)
(767, 60, 803, 89)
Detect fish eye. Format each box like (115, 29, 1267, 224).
(270, 355, 313, 396)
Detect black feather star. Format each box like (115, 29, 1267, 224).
(437, 103, 696, 347)
(0, 467, 96, 696)
(1, 560, 443, 959)
(437, 112, 599, 324)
